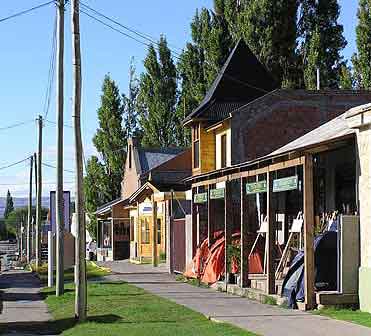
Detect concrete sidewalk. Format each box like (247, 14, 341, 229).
(0, 269, 54, 335)
(99, 260, 371, 336)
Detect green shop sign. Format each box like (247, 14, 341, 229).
(273, 175, 298, 192)
(194, 192, 208, 204)
(210, 188, 225, 199)
(246, 180, 267, 194)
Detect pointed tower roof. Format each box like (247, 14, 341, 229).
(184, 39, 278, 124)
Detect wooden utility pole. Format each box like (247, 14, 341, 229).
(32, 152, 37, 258)
(36, 116, 43, 270)
(71, 0, 87, 320)
(27, 155, 33, 263)
(56, 0, 65, 297)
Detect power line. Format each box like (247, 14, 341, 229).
(43, 6, 58, 119)
(0, 1, 55, 24)
(0, 182, 74, 186)
(45, 119, 73, 128)
(0, 120, 34, 132)
(80, 9, 153, 51)
(0, 157, 31, 171)
(42, 162, 74, 174)
(80, 2, 182, 53)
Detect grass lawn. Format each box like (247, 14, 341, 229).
(34, 261, 110, 284)
(41, 281, 257, 336)
(315, 307, 371, 328)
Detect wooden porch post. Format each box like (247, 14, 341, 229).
(152, 194, 158, 267)
(207, 185, 215, 247)
(137, 201, 140, 261)
(304, 154, 315, 309)
(111, 217, 114, 260)
(224, 181, 232, 289)
(266, 171, 275, 294)
(169, 191, 174, 274)
(240, 177, 249, 288)
(191, 187, 197, 257)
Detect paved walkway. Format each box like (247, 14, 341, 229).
(0, 269, 54, 335)
(99, 260, 371, 336)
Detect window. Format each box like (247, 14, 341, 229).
(130, 216, 135, 241)
(221, 133, 227, 168)
(128, 145, 132, 169)
(141, 218, 150, 244)
(157, 218, 161, 245)
(193, 126, 200, 169)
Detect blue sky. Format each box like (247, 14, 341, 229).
(0, 0, 360, 197)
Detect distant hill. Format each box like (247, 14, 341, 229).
(0, 197, 50, 218)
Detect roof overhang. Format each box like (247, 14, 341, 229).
(95, 198, 128, 216)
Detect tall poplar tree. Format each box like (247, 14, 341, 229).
(123, 58, 141, 139)
(352, 0, 371, 89)
(84, 75, 126, 237)
(93, 75, 126, 198)
(299, 0, 347, 88)
(177, 8, 233, 120)
(137, 37, 179, 147)
(4, 190, 14, 219)
(214, 0, 299, 87)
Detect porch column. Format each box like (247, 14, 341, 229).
(266, 171, 275, 294)
(169, 191, 174, 274)
(240, 177, 249, 288)
(224, 180, 232, 289)
(111, 218, 114, 260)
(152, 194, 158, 267)
(207, 185, 215, 247)
(191, 187, 197, 257)
(304, 154, 315, 309)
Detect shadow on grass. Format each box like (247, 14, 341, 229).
(40, 288, 75, 300)
(0, 314, 122, 335)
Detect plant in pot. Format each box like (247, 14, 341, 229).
(226, 244, 241, 285)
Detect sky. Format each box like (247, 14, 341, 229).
(0, 0, 360, 198)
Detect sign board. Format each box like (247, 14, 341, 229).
(273, 175, 298, 192)
(246, 180, 267, 194)
(50, 191, 71, 233)
(210, 188, 225, 199)
(194, 192, 207, 204)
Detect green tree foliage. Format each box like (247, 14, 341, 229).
(339, 64, 354, 89)
(352, 0, 371, 89)
(4, 190, 14, 219)
(84, 75, 127, 238)
(5, 207, 47, 238)
(123, 58, 141, 139)
(299, 0, 347, 88)
(137, 37, 180, 147)
(84, 157, 111, 239)
(304, 27, 321, 90)
(214, 0, 299, 87)
(93, 75, 126, 199)
(177, 7, 233, 121)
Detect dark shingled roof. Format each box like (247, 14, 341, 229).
(137, 147, 185, 174)
(184, 39, 278, 124)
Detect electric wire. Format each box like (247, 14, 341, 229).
(0, 157, 32, 171)
(0, 1, 55, 24)
(42, 162, 74, 174)
(43, 6, 58, 119)
(80, 2, 183, 53)
(0, 120, 35, 132)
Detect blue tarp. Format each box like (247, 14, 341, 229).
(281, 231, 338, 308)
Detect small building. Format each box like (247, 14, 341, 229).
(96, 138, 191, 265)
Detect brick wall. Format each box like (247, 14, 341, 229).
(231, 90, 371, 164)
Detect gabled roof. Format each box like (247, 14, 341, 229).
(184, 39, 278, 124)
(95, 197, 128, 216)
(137, 147, 185, 174)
